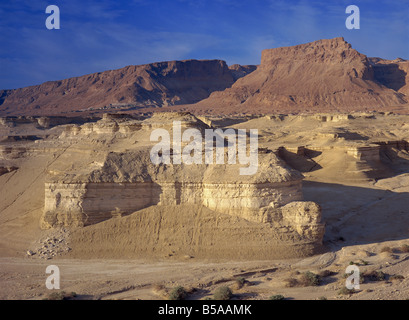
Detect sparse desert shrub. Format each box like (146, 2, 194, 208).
(390, 274, 404, 281)
(373, 270, 386, 281)
(44, 291, 77, 300)
(300, 271, 320, 286)
(399, 244, 409, 253)
(234, 277, 246, 289)
(283, 277, 299, 288)
(343, 270, 364, 283)
(269, 294, 284, 300)
(363, 270, 386, 282)
(318, 270, 336, 277)
(338, 287, 355, 295)
(284, 271, 321, 287)
(380, 246, 392, 253)
(168, 286, 187, 300)
(318, 296, 327, 300)
(213, 286, 232, 300)
(349, 260, 369, 266)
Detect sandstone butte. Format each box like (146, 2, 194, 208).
(1, 112, 326, 260)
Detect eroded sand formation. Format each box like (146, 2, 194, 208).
(1, 110, 409, 262)
(36, 112, 324, 259)
(1, 37, 409, 300)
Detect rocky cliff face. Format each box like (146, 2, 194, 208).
(187, 37, 408, 114)
(1, 37, 407, 117)
(40, 147, 306, 227)
(370, 57, 409, 96)
(228, 64, 258, 81)
(0, 59, 236, 116)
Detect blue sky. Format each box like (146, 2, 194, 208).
(0, 0, 408, 89)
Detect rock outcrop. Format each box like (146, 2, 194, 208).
(186, 37, 408, 114)
(39, 113, 325, 255)
(228, 64, 257, 81)
(68, 204, 323, 260)
(279, 201, 324, 241)
(0, 59, 235, 116)
(370, 57, 409, 96)
(41, 147, 307, 227)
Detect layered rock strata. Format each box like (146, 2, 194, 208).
(40, 114, 325, 248)
(41, 149, 307, 227)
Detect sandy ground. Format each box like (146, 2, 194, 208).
(1, 239, 409, 300)
(1, 113, 409, 300)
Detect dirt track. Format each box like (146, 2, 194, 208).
(1, 240, 409, 300)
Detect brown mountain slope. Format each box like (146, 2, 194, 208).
(370, 57, 409, 96)
(0, 59, 250, 116)
(1, 37, 407, 117)
(183, 37, 408, 114)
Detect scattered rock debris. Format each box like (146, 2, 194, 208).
(27, 228, 71, 260)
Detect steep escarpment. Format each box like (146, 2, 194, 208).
(370, 57, 409, 96)
(0, 59, 235, 116)
(40, 146, 306, 227)
(228, 64, 258, 81)
(187, 37, 407, 114)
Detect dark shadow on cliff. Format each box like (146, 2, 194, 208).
(373, 63, 407, 92)
(303, 180, 409, 251)
(379, 143, 409, 175)
(278, 147, 322, 172)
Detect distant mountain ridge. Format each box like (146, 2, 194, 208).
(185, 37, 408, 114)
(0, 59, 256, 116)
(1, 37, 408, 116)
